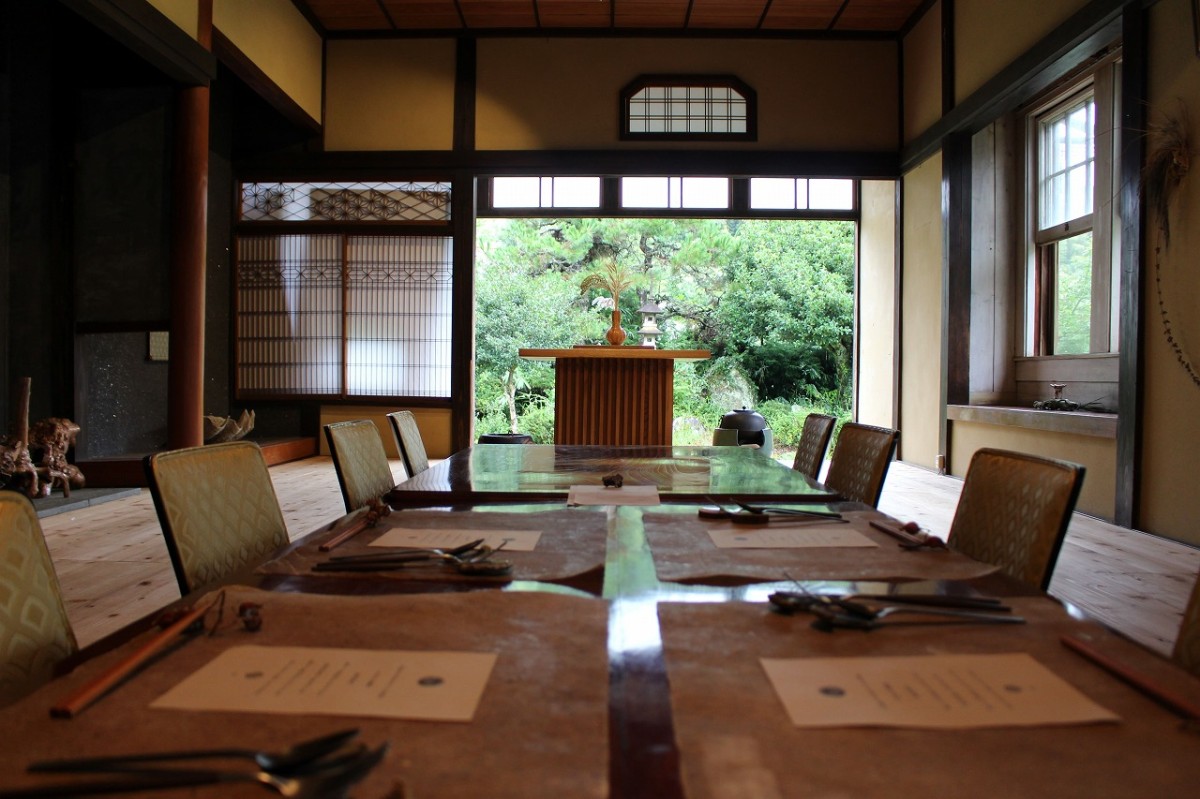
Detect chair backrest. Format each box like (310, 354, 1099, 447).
(791, 413, 836, 480)
(324, 420, 397, 513)
(1173, 572, 1200, 677)
(0, 492, 78, 706)
(144, 441, 290, 595)
(386, 411, 429, 478)
(822, 422, 899, 507)
(946, 448, 1085, 591)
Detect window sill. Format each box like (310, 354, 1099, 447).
(947, 405, 1117, 439)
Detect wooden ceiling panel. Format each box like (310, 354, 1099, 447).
(292, 0, 931, 33)
(379, 1, 466, 30)
(760, 0, 843, 31)
(301, 0, 395, 31)
(686, 0, 769, 29)
(612, 0, 689, 29)
(458, 0, 539, 28)
(538, 0, 613, 28)
(834, 0, 927, 32)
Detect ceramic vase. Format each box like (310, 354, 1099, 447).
(606, 308, 627, 345)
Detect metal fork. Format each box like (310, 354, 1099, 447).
(3, 742, 388, 798)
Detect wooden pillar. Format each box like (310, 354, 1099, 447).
(166, 2, 211, 449)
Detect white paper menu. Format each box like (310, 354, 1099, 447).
(567, 484, 661, 506)
(761, 653, 1118, 729)
(152, 645, 497, 721)
(707, 525, 878, 549)
(370, 527, 541, 552)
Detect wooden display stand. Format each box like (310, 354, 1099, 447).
(518, 347, 709, 445)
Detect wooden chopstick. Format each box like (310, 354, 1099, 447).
(318, 516, 371, 552)
(1060, 634, 1200, 720)
(50, 599, 215, 719)
(869, 520, 925, 546)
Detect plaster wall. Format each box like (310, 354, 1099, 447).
(899, 153, 944, 468)
(903, 0, 942, 144)
(949, 420, 1116, 519)
(319, 406, 452, 462)
(324, 40, 456, 151)
(213, 0, 324, 124)
(954, 0, 1091, 103)
(144, 0, 197, 40)
(476, 38, 898, 150)
(857, 180, 896, 428)
(1141, 0, 1200, 546)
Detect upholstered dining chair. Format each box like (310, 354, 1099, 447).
(0, 492, 78, 706)
(145, 441, 290, 595)
(822, 422, 899, 508)
(1172, 572, 1200, 677)
(791, 413, 836, 480)
(945, 448, 1085, 592)
(324, 420, 398, 514)
(387, 410, 430, 478)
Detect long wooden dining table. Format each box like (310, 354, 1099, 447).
(2, 448, 1198, 798)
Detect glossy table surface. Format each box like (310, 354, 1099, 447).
(6, 495, 1198, 797)
(384, 444, 841, 506)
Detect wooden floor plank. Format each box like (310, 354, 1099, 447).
(32, 456, 1200, 657)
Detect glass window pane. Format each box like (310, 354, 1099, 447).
(492, 177, 541, 208)
(750, 178, 797, 209)
(622, 177, 670, 208)
(626, 80, 751, 138)
(809, 179, 854, 210)
(680, 177, 728, 208)
(550, 177, 601, 208)
(1054, 232, 1093, 355)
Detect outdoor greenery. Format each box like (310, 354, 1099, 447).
(474, 218, 856, 448)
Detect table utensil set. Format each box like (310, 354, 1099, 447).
(5, 730, 388, 798)
(314, 538, 514, 576)
(768, 589, 1024, 631)
(700, 498, 847, 525)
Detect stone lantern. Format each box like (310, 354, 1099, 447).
(637, 299, 664, 348)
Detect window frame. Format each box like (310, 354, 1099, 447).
(1024, 58, 1119, 357)
(619, 74, 757, 142)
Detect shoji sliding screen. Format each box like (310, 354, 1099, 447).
(234, 182, 453, 401)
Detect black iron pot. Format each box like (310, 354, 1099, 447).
(717, 407, 768, 446)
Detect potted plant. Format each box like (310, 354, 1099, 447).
(579, 258, 637, 345)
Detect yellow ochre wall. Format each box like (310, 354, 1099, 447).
(144, 0, 197, 39)
(319, 406, 452, 462)
(213, 0, 324, 124)
(903, 0, 942, 145)
(953, 0, 1091, 102)
(856, 180, 896, 428)
(899, 153, 943, 469)
(1140, 0, 1200, 544)
(324, 40, 457, 151)
(478, 38, 897, 151)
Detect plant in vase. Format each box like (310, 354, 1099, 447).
(579, 258, 636, 345)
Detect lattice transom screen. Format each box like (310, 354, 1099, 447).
(236, 234, 453, 399)
(240, 181, 452, 222)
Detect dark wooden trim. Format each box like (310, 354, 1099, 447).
(899, 0, 940, 38)
(941, 0, 954, 117)
(60, 0, 216, 85)
(450, 173, 477, 452)
(319, 28, 899, 42)
(893, 179, 903, 435)
(901, 0, 1131, 172)
(1114, 5, 1146, 529)
(211, 28, 321, 134)
(943, 132, 971, 410)
(75, 321, 170, 334)
(454, 37, 476, 152)
(237, 149, 900, 180)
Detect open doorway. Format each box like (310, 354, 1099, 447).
(473, 217, 856, 462)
